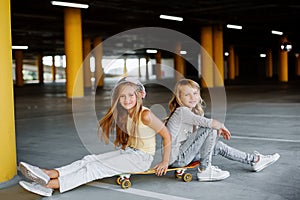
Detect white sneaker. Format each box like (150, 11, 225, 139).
(19, 162, 50, 185)
(197, 165, 230, 181)
(252, 151, 280, 172)
(19, 181, 53, 197)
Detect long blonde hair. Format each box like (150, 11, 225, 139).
(98, 82, 144, 148)
(166, 79, 205, 122)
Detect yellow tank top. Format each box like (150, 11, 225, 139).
(127, 107, 156, 156)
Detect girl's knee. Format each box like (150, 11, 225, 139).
(213, 141, 224, 155)
(211, 129, 218, 140)
(215, 140, 224, 147)
(207, 129, 218, 143)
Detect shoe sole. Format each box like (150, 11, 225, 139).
(19, 162, 48, 185)
(19, 181, 52, 197)
(254, 154, 280, 172)
(198, 173, 230, 182)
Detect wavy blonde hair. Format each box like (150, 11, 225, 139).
(98, 82, 144, 148)
(166, 79, 205, 123)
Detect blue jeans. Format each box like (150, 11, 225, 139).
(213, 141, 256, 165)
(172, 127, 217, 170)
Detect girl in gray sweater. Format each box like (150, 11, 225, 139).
(165, 79, 280, 181)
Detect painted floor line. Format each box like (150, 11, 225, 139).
(227, 113, 300, 118)
(88, 182, 194, 200)
(232, 135, 300, 143)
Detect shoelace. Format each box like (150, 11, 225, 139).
(27, 170, 38, 179)
(253, 151, 264, 157)
(254, 151, 274, 160)
(198, 166, 221, 173)
(210, 166, 221, 172)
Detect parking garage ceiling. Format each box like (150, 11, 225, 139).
(10, 0, 300, 59)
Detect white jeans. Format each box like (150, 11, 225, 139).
(56, 147, 153, 193)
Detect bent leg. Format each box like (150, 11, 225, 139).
(199, 129, 217, 169)
(176, 127, 216, 169)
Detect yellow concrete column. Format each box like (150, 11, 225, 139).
(15, 50, 24, 86)
(213, 25, 224, 87)
(228, 45, 235, 80)
(296, 55, 300, 76)
(83, 38, 92, 87)
(94, 36, 104, 87)
(64, 8, 84, 98)
(279, 37, 288, 82)
(155, 51, 162, 80)
(174, 43, 185, 81)
(0, 0, 17, 182)
(200, 26, 214, 87)
(279, 50, 288, 82)
(37, 54, 44, 84)
(235, 54, 239, 77)
(123, 58, 127, 76)
(266, 49, 273, 78)
(52, 56, 56, 82)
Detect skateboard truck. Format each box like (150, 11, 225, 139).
(174, 169, 193, 182)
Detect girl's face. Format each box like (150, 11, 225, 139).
(179, 85, 200, 109)
(119, 85, 137, 111)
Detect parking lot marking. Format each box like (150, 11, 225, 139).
(232, 135, 300, 143)
(88, 182, 194, 200)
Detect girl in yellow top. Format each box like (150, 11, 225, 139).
(18, 77, 171, 196)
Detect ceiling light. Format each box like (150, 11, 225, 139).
(271, 30, 283, 35)
(159, 14, 183, 22)
(180, 50, 187, 55)
(51, 1, 89, 9)
(146, 49, 157, 54)
(280, 41, 292, 52)
(226, 24, 242, 30)
(260, 54, 266, 58)
(12, 45, 28, 50)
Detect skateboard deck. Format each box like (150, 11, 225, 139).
(132, 160, 200, 174)
(116, 161, 200, 189)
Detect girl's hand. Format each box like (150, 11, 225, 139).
(153, 161, 169, 176)
(218, 126, 231, 140)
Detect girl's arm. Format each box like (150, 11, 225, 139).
(212, 119, 231, 140)
(141, 110, 172, 176)
(181, 107, 231, 140)
(180, 107, 212, 127)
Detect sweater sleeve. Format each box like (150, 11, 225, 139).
(179, 107, 213, 128)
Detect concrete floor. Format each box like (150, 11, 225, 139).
(1, 78, 300, 200)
